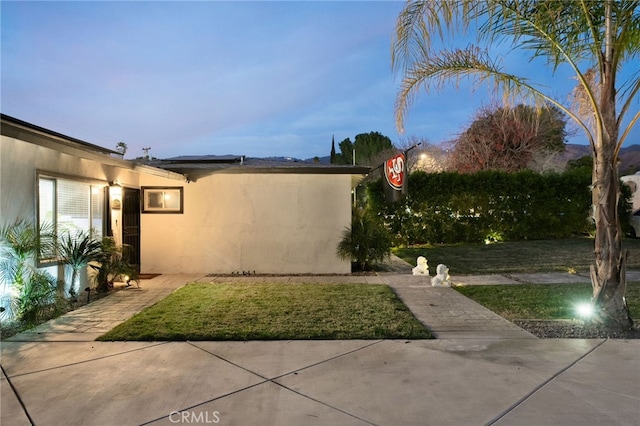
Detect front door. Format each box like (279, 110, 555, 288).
(122, 188, 141, 272)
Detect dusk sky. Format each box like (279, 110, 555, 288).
(2, 1, 638, 160)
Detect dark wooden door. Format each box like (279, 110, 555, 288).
(122, 188, 141, 272)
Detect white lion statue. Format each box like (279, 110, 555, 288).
(431, 264, 451, 287)
(412, 256, 429, 276)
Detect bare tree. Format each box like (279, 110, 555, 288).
(449, 103, 567, 173)
(528, 149, 567, 174)
(398, 136, 450, 173)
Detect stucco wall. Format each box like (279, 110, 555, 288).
(2, 136, 120, 224)
(2, 135, 354, 276)
(139, 172, 352, 274)
(622, 174, 640, 212)
(1, 136, 39, 223)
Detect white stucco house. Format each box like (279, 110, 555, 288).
(1, 114, 369, 288)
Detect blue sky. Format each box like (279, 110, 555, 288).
(2, 1, 638, 160)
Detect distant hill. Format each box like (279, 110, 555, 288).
(559, 143, 590, 162)
(619, 145, 640, 175)
(307, 155, 332, 164)
(561, 143, 640, 174)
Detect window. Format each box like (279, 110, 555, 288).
(38, 174, 106, 262)
(141, 186, 183, 213)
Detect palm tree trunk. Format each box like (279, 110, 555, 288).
(590, 51, 633, 330)
(56, 269, 67, 299)
(590, 153, 632, 329)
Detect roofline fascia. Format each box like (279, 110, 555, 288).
(1, 114, 119, 155)
(1, 114, 185, 181)
(162, 166, 372, 175)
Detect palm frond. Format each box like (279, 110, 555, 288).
(391, 0, 638, 148)
(617, 71, 640, 129)
(58, 230, 103, 269)
(0, 220, 39, 262)
(392, 0, 479, 74)
(394, 44, 594, 144)
(618, 111, 640, 150)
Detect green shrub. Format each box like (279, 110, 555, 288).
(337, 208, 392, 271)
(366, 169, 604, 245)
(0, 220, 59, 322)
(14, 271, 59, 324)
(91, 237, 137, 293)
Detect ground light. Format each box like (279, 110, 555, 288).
(575, 302, 594, 318)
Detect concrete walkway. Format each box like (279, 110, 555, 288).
(1, 266, 639, 425)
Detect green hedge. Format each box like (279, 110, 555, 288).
(366, 169, 601, 245)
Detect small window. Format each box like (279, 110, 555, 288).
(141, 187, 183, 213)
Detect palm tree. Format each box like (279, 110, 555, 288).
(392, 0, 639, 329)
(115, 141, 128, 156)
(337, 207, 392, 271)
(58, 230, 103, 297)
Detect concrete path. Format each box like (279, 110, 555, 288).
(3, 274, 206, 342)
(382, 275, 536, 339)
(2, 267, 639, 426)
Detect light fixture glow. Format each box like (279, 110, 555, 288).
(576, 302, 594, 318)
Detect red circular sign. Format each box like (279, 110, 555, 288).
(385, 153, 405, 190)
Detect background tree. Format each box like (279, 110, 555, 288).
(115, 142, 128, 156)
(392, 0, 640, 329)
(330, 135, 337, 164)
(397, 136, 449, 173)
(334, 131, 395, 166)
(450, 103, 568, 173)
(567, 155, 594, 172)
(334, 138, 353, 165)
(527, 149, 567, 175)
(353, 132, 395, 165)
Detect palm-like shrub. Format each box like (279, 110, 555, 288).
(58, 230, 103, 297)
(92, 237, 137, 293)
(337, 208, 392, 271)
(15, 270, 58, 323)
(0, 220, 58, 321)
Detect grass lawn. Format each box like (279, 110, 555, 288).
(394, 237, 640, 274)
(455, 281, 640, 320)
(97, 283, 432, 341)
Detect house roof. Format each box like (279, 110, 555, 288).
(2, 114, 370, 185)
(1, 114, 121, 156)
(1, 113, 184, 181)
(148, 155, 371, 183)
(160, 155, 244, 163)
